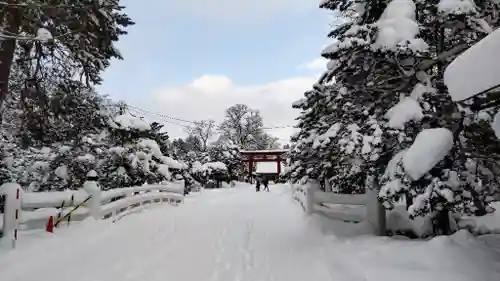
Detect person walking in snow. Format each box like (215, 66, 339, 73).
(262, 175, 270, 192)
(255, 174, 261, 192)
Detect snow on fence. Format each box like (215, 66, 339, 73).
(1, 178, 185, 248)
(292, 180, 386, 236)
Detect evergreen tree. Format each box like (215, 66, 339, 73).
(288, 0, 500, 235)
(288, 0, 426, 193)
(0, 0, 134, 113)
(207, 137, 243, 179)
(18, 81, 109, 147)
(0, 102, 188, 191)
(376, 0, 500, 233)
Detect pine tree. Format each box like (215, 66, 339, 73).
(376, 0, 500, 234)
(0, 0, 134, 113)
(207, 137, 243, 179)
(287, 0, 427, 194)
(16, 81, 110, 147)
(288, 0, 500, 236)
(0, 100, 188, 191)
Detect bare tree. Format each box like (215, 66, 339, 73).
(186, 119, 216, 151)
(219, 104, 278, 150)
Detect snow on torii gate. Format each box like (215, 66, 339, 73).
(240, 149, 288, 179)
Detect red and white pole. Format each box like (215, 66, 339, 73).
(12, 188, 20, 248)
(1, 183, 22, 249)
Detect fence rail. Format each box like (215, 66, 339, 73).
(1, 179, 185, 248)
(291, 180, 386, 236)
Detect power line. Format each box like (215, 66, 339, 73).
(262, 125, 295, 130)
(127, 104, 196, 124)
(0, 1, 118, 9)
(126, 104, 296, 130)
(127, 107, 191, 129)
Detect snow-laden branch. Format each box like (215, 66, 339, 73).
(417, 43, 469, 71)
(0, 28, 80, 42)
(0, 1, 117, 9)
(0, 0, 117, 42)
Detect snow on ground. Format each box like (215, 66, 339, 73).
(459, 202, 500, 235)
(1, 184, 500, 281)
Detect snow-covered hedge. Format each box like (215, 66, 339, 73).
(0, 113, 187, 191)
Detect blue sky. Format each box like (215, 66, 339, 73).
(98, 0, 334, 142)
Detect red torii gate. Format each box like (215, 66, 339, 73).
(240, 149, 288, 180)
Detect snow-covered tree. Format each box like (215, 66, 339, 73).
(288, 0, 500, 235)
(0, 103, 187, 191)
(288, 0, 427, 193)
(0, 0, 134, 114)
(18, 82, 110, 147)
(219, 104, 279, 150)
(172, 135, 207, 163)
(375, 0, 500, 234)
(187, 119, 216, 151)
(207, 137, 243, 178)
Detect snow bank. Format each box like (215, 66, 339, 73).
(329, 229, 500, 281)
(1, 185, 500, 281)
(386, 205, 434, 237)
(444, 28, 500, 101)
(403, 128, 453, 180)
(458, 202, 500, 235)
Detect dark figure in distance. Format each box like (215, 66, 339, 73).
(262, 175, 270, 192)
(255, 175, 261, 192)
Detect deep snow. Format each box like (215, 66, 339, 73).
(1, 184, 500, 281)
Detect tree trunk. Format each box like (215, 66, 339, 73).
(433, 208, 452, 235)
(405, 193, 413, 210)
(0, 1, 22, 121)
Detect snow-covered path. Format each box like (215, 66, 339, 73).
(1, 184, 500, 281)
(0, 185, 344, 281)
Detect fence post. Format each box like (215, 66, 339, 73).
(177, 180, 185, 203)
(289, 181, 295, 199)
(306, 179, 320, 216)
(0, 183, 22, 248)
(83, 170, 102, 220)
(366, 186, 386, 236)
(324, 178, 332, 192)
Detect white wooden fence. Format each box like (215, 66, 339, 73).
(292, 180, 386, 236)
(0, 179, 185, 248)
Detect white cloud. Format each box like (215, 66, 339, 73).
(300, 58, 327, 70)
(164, 0, 318, 22)
(143, 74, 318, 144)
